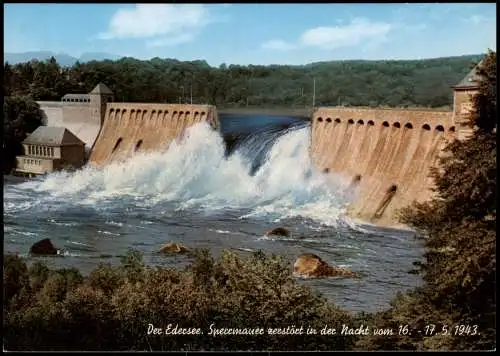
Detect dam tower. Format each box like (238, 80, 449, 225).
(452, 61, 482, 140)
(90, 83, 114, 127)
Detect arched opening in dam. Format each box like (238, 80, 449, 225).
(112, 138, 123, 153)
(4, 114, 424, 314)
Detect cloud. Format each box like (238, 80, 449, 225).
(404, 23, 427, 32)
(97, 4, 212, 46)
(299, 18, 393, 50)
(262, 18, 394, 52)
(261, 39, 297, 51)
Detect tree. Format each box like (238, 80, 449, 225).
(468, 50, 497, 134)
(3, 96, 44, 173)
(3, 54, 484, 109)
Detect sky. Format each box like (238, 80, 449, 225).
(4, 3, 497, 66)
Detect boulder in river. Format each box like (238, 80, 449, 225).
(264, 227, 290, 237)
(294, 253, 359, 278)
(159, 242, 189, 254)
(29, 238, 59, 256)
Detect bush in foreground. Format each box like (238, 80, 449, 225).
(3, 249, 358, 351)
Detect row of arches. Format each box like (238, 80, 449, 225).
(315, 117, 455, 132)
(111, 138, 143, 154)
(109, 108, 207, 119)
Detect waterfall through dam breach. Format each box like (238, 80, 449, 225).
(4, 115, 425, 313)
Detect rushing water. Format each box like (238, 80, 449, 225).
(3, 114, 423, 313)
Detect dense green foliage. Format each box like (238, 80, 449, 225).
(3, 96, 44, 173)
(4, 54, 481, 108)
(3, 249, 358, 351)
(358, 51, 496, 351)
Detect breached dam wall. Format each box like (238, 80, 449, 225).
(89, 103, 219, 166)
(311, 107, 456, 227)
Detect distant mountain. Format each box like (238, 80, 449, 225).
(4, 51, 122, 66)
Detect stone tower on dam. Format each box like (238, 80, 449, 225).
(37, 83, 116, 156)
(310, 60, 482, 228)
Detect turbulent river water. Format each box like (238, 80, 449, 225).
(3, 114, 423, 313)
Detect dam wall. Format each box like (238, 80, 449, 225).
(88, 103, 219, 166)
(311, 107, 456, 228)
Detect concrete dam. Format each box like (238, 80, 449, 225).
(33, 62, 478, 228)
(310, 107, 456, 228)
(89, 103, 218, 165)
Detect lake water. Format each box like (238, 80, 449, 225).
(2, 114, 423, 313)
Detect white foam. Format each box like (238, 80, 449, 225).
(3, 122, 354, 227)
(210, 229, 245, 235)
(97, 230, 121, 236)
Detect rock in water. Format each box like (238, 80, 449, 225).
(30, 238, 59, 255)
(294, 253, 359, 278)
(159, 242, 189, 254)
(265, 227, 290, 237)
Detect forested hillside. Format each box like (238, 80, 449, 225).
(4, 54, 482, 108)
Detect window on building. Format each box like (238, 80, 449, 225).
(50, 147, 54, 156)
